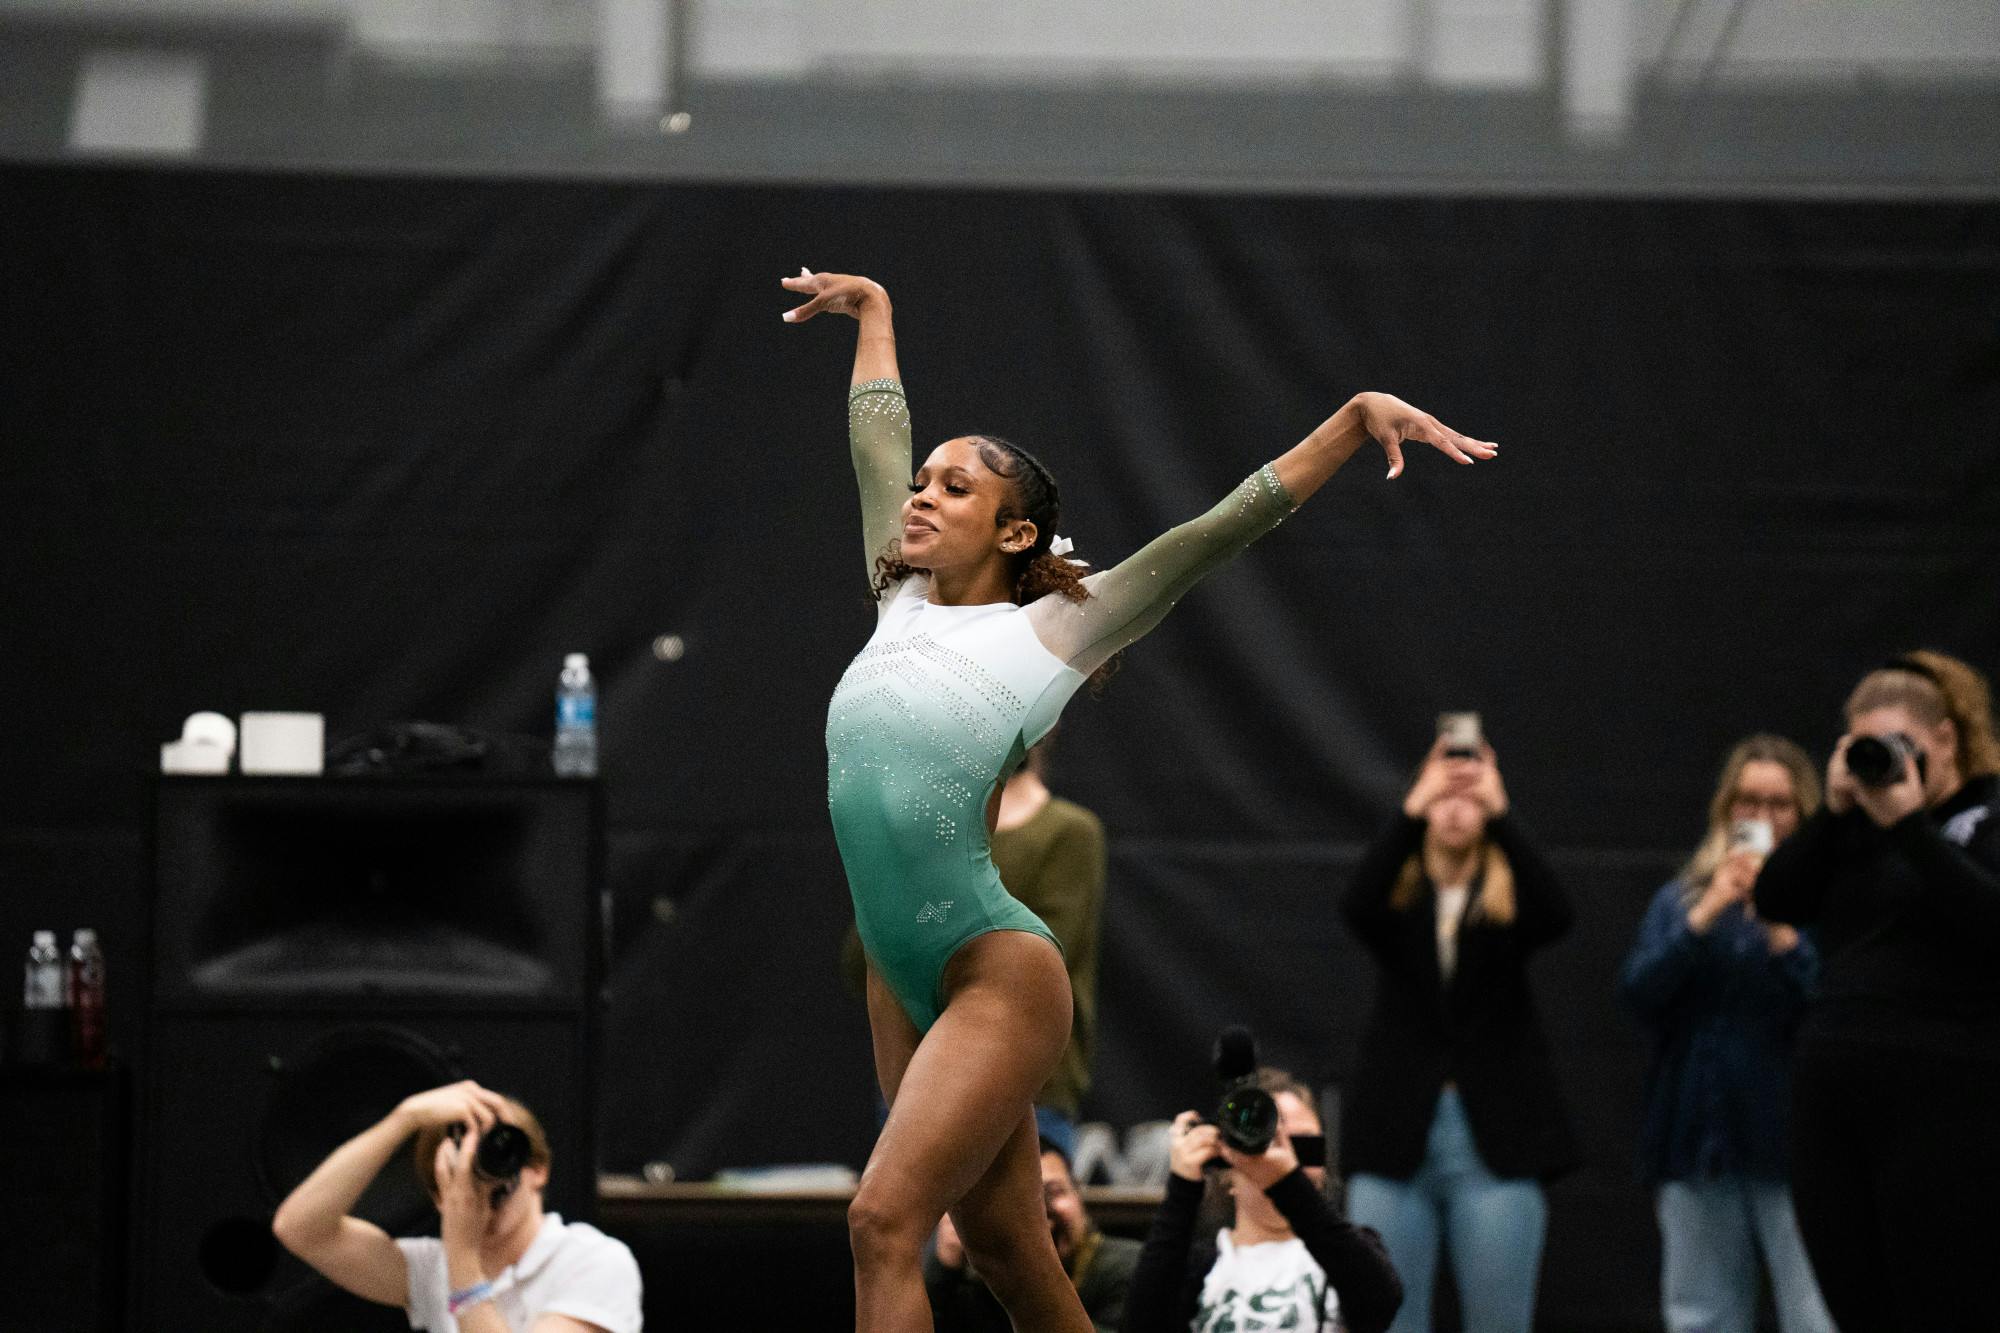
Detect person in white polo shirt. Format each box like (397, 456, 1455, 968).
(274, 1079, 642, 1333)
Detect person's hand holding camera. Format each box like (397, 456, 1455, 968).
(1167, 1110, 1224, 1183)
(1844, 735, 1927, 829)
(395, 1080, 511, 1137)
(1823, 736, 1859, 817)
(434, 1126, 497, 1274)
(1219, 1116, 1300, 1191)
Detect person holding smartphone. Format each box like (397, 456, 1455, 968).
(1339, 722, 1576, 1333)
(1753, 651, 2000, 1332)
(1619, 736, 1833, 1333)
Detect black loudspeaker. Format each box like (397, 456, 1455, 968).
(136, 777, 602, 1330)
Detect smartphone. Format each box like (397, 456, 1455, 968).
(1437, 712, 1483, 759)
(1728, 818, 1774, 857)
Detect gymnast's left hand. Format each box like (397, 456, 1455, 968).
(1351, 391, 1498, 480)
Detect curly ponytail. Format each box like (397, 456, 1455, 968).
(1016, 550, 1088, 604)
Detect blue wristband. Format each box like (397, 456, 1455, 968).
(447, 1279, 494, 1315)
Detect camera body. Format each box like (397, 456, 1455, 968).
(1212, 1027, 1278, 1154)
(1846, 733, 1927, 789)
(1206, 1027, 1326, 1168)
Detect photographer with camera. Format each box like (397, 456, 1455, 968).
(1753, 651, 2000, 1332)
(1339, 724, 1575, 1333)
(272, 1080, 641, 1332)
(1619, 735, 1833, 1333)
(1122, 1056, 1402, 1333)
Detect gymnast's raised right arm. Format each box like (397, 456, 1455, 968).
(780, 269, 909, 583)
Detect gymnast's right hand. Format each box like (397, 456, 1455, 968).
(780, 268, 887, 323)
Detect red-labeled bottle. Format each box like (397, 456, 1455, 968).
(68, 928, 106, 1070)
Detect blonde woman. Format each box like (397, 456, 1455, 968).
(1619, 735, 1833, 1333)
(1755, 650, 2000, 1332)
(1339, 738, 1576, 1333)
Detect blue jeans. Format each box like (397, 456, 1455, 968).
(1657, 1178, 1834, 1333)
(1346, 1088, 1546, 1333)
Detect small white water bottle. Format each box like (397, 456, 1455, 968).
(21, 930, 67, 1064)
(24, 931, 63, 1010)
(554, 652, 598, 778)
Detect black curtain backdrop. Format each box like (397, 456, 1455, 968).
(3, 164, 1997, 1328)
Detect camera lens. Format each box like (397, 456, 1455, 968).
(1847, 734, 1919, 789)
(1216, 1085, 1278, 1155)
(476, 1123, 532, 1180)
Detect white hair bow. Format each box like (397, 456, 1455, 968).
(1048, 534, 1089, 569)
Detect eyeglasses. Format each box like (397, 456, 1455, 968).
(1730, 795, 1796, 816)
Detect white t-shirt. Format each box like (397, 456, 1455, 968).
(1435, 883, 1470, 980)
(1193, 1230, 1338, 1333)
(396, 1212, 642, 1333)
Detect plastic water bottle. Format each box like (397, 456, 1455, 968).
(554, 652, 598, 778)
(21, 930, 67, 1064)
(68, 928, 107, 1070)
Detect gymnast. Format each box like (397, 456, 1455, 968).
(783, 267, 1497, 1331)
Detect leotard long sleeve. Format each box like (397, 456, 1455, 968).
(829, 378, 1294, 1030)
(848, 377, 914, 600)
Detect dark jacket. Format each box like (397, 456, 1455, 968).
(1619, 879, 1818, 1183)
(1754, 774, 2000, 1056)
(1122, 1170, 1402, 1333)
(1339, 813, 1579, 1182)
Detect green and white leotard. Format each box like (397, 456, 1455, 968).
(827, 378, 1296, 1032)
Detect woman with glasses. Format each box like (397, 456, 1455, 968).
(1619, 735, 1833, 1333)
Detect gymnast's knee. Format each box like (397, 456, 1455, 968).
(846, 1184, 929, 1269)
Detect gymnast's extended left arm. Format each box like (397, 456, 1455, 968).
(1031, 392, 1497, 677)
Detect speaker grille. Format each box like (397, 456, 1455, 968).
(255, 1024, 460, 1229)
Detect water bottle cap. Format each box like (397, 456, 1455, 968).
(564, 653, 589, 670)
(33, 930, 56, 947)
(73, 928, 98, 946)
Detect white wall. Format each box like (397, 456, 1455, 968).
(5, 0, 2000, 83)
(1638, 0, 2000, 83)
